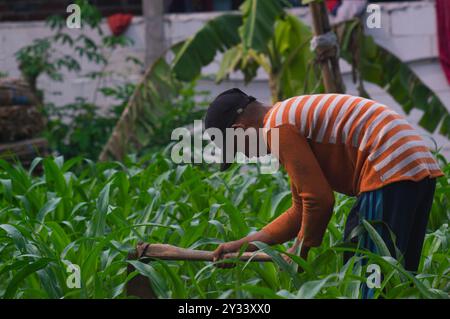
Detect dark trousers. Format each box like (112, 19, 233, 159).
(343, 178, 436, 297)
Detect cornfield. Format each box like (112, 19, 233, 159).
(0, 150, 448, 299)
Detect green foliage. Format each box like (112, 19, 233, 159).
(15, 0, 133, 96)
(0, 154, 448, 299)
(337, 19, 450, 139)
(43, 97, 126, 160)
(138, 83, 209, 154)
(239, 0, 287, 54)
(108, 0, 450, 161)
(173, 14, 242, 82)
(99, 57, 209, 161)
(273, 14, 321, 99)
(172, 0, 294, 98)
(429, 160, 450, 231)
(13, 0, 142, 159)
(169, 0, 450, 137)
(44, 81, 205, 161)
(15, 37, 80, 89)
(43, 79, 138, 160)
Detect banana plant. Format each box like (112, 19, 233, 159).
(335, 19, 450, 139)
(99, 55, 181, 161)
(101, 0, 450, 161)
(172, 0, 319, 101)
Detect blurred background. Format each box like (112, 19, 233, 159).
(0, 0, 449, 163)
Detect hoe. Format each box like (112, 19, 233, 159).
(126, 243, 272, 299)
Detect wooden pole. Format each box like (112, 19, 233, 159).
(309, 1, 345, 93)
(143, 0, 165, 68)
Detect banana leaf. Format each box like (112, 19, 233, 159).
(173, 0, 287, 82)
(239, 0, 287, 54)
(274, 14, 320, 99)
(172, 14, 242, 82)
(102, 10, 450, 161)
(336, 19, 450, 139)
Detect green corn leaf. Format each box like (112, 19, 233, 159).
(4, 258, 52, 298)
(0, 224, 27, 252)
(91, 182, 111, 237)
(36, 197, 62, 224)
(296, 275, 335, 299)
(252, 241, 302, 289)
(361, 219, 391, 257)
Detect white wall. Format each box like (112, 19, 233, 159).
(0, 1, 449, 157)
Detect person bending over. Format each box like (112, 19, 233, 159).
(205, 88, 443, 273)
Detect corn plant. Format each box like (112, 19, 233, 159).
(0, 152, 448, 299)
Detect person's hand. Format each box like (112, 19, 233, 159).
(282, 241, 309, 265)
(282, 244, 298, 264)
(212, 240, 243, 268)
(212, 230, 277, 268)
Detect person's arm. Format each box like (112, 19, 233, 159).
(213, 181, 303, 263)
(261, 182, 303, 244)
(213, 124, 334, 263)
(268, 124, 335, 249)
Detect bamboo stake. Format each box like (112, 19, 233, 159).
(309, 1, 345, 93)
(136, 243, 272, 262)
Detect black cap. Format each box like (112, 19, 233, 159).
(205, 88, 256, 171)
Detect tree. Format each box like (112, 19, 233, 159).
(143, 0, 165, 68)
(100, 0, 450, 161)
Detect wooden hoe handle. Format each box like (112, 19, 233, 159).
(126, 243, 272, 299)
(136, 243, 272, 262)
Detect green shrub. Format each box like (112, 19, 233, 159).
(0, 153, 448, 299)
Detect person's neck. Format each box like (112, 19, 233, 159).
(255, 105, 273, 128)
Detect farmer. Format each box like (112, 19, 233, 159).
(206, 88, 443, 273)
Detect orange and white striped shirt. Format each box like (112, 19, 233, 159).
(264, 94, 443, 193)
(261, 94, 443, 247)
